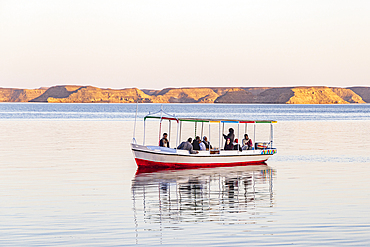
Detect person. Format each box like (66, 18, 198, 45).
(202, 136, 212, 150)
(192, 136, 201, 150)
(199, 138, 206, 151)
(224, 138, 234, 150)
(159, 133, 169, 148)
(242, 134, 253, 150)
(233, 138, 242, 151)
(223, 128, 235, 144)
(177, 137, 198, 154)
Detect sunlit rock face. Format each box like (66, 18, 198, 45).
(331, 88, 366, 103)
(45, 87, 153, 103)
(0, 85, 369, 104)
(287, 87, 350, 104)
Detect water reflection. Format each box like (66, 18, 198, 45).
(132, 165, 274, 241)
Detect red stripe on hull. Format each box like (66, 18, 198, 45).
(135, 158, 267, 172)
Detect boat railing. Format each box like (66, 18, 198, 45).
(147, 146, 177, 153)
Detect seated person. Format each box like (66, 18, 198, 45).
(159, 133, 169, 148)
(242, 134, 253, 150)
(224, 138, 234, 150)
(202, 136, 212, 150)
(192, 136, 201, 150)
(199, 139, 206, 151)
(233, 138, 242, 151)
(177, 137, 198, 154)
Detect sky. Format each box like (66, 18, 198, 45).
(1, 0, 369, 90)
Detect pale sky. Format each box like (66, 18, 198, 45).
(1, 0, 369, 90)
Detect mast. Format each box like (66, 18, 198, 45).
(132, 101, 139, 144)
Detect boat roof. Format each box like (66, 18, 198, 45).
(144, 116, 277, 124)
(142, 108, 277, 123)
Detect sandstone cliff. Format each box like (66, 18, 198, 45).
(331, 88, 366, 103)
(0, 88, 46, 102)
(254, 88, 295, 103)
(348, 87, 370, 103)
(0, 85, 369, 104)
(150, 88, 220, 103)
(287, 87, 349, 104)
(214, 88, 254, 103)
(46, 87, 152, 103)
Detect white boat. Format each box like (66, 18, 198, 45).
(131, 108, 277, 171)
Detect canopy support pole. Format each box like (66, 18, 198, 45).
(195, 122, 197, 138)
(254, 123, 256, 149)
(159, 120, 162, 145)
(209, 122, 211, 153)
(237, 122, 240, 153)
(176, 120, 179, 150)
(143, 120, 146, 145)
(201, 122, 204, 139)
(270, 123, 273, 148)
(219, 122, 221, 150)
(158, 106, 163, 145)
(179, 121, 182, 144)
(168, 120, 171, 143)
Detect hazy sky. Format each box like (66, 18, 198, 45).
(1, 0, 369, 89)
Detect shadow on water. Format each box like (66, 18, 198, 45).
(131, 165, 275, 243)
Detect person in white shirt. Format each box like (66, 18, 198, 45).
(199, 140, 206, 151)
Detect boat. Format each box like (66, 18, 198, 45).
(131, 107, 277, 170)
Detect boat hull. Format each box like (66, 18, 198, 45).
(131, 143, 275, 170)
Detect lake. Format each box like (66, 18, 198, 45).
(0, 103, 369, 246)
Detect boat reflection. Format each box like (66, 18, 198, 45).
(132, 165, 274, 228)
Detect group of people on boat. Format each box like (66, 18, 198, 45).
(192, 136, 212, 151)
(223, 128, 253, 151)
(159, 128, 253, 154)
(159, 133, 212, 154)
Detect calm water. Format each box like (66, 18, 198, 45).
(1, 103, 370, 246)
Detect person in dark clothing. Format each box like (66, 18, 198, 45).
(224, 138, 234, 150)
(177, 137, 198, 154)
(223, 128, 235, 146)
(202, 136, 212, 150)
(159, 133, 169, 148)
(192, 136, 201, 150)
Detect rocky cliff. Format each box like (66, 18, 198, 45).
(0, 85, 369, 104)
(348, 87, 370, 103)
(0, 88, 46, 102)
(287, 87, 349, 104)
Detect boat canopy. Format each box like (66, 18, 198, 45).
(137, 108, 277, 149)
(144, 116, 277, 124)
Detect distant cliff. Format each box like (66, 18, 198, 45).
(0, 88, 46, 102)
(0, 85, 369, 104)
